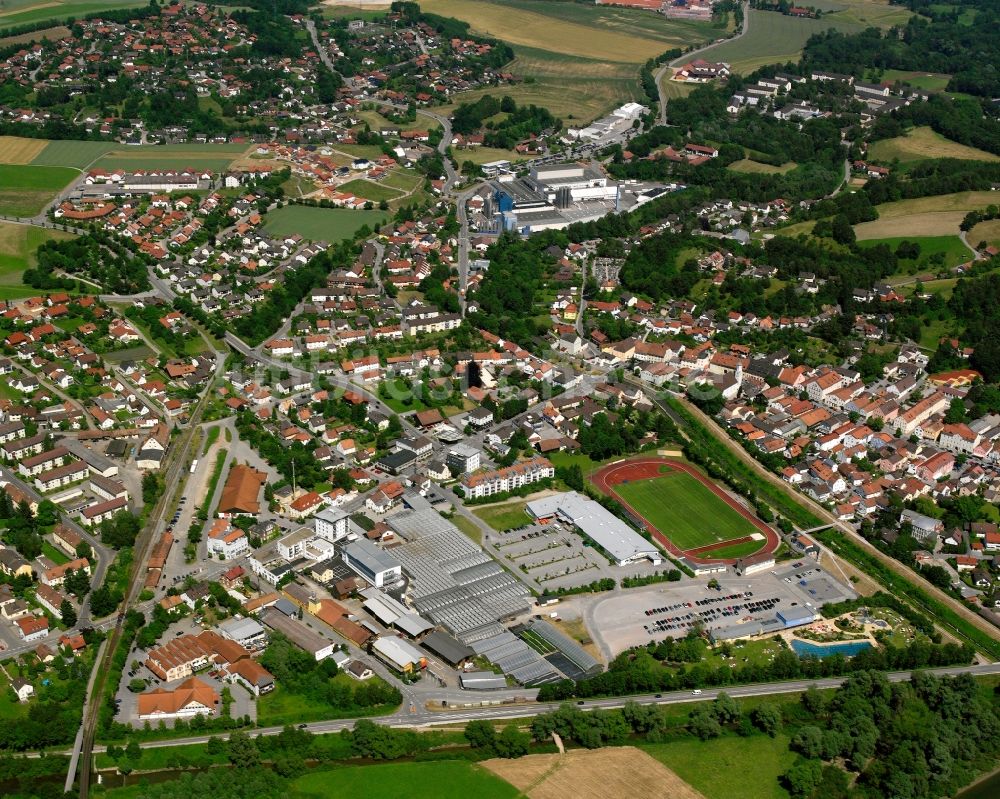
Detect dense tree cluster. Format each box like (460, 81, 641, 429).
(537, 626, 973, 702)
(260, 633, 401, 712)
(802, 3, 1000, 99)
(28, 233, 150, 295)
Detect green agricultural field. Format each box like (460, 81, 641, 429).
(612, 470, 758, 551)
(262, 205, 388, 242)
(338, 178, 403, 203)
(867, 126, 1000, 167)
(290, 761, 521, 799)
(0, 164, 78, 216)
(861, 235, 972, 272)
(30, 139, 118, 169)
(643, 734, 796, 799)
(473, 501, 530, 531)
(0, 0, 146, 28)
(422, 0, 719, 122)
(693, 9, 862, 74)
(419, 0, 716, 63)
(88, 143, 250, 172)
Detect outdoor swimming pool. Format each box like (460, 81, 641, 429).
(790, 639, 874, 658)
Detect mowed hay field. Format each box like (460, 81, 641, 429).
(483, 746, 707, 799)
(728, 158, 797, 174)
(692, 9, 862, 74)
(419, 0, 715, 63)
(969, 219, 1000, 249)
(0, 24, 70, 46)
(853, 191, 1000, 240)
(0, 136, 48, 165)
(612, 469, 758, 551)
(0, 164, 78, 216)
(867, 126, 1000, 166)
(291, 761, 520, 799)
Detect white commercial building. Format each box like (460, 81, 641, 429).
(526, 491, 663, 566)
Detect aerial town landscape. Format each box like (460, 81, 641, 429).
(1, 0, 1000, 798)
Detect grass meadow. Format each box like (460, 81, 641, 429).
(853, 191, 999, 240)
(692, 9, 862, 74)
(642, 734, 796, 799)
(473, 501, 530, 532)
(290, 761, 521, 799)
(0, 164, 78, 216)
(861, 234, 972, 271)
(867, 126, 1000, 167)
(612, 470, 758, 551)
(262, 205, 388, 242)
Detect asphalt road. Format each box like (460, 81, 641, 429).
(84, 662, 1000, 752)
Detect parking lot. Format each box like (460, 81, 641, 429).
(587, 561, 856, 657)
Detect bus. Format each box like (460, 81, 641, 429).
(189, 459, 199, 474)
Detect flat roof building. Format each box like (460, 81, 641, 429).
(526, 491, 663, 566)
(342, 538, 402, 588)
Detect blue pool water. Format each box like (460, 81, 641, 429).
(790, 639, 873, 658)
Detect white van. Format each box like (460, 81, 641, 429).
(692, 689, 703, 695)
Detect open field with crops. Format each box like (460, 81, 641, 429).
(0, 0, 146, 27)
(868, 126, 1000, 166)
(88, 143, 250, 172)
(0, 23, 69, 45)
(423, 0, 720, 121)
(483, 746, 707, 799)
(0, 164, 78, 216)
(0, 136, 48, 165)
(418, 0, 716, 63)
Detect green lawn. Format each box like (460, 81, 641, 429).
(290, 761, 521, 799)
(880, 69, 952, 91)
(643, 734, 796, 799)
(0, 164, 78, 216)
(41, 540, 70, 565)
(612, 470, 758, 551)
(473, 501, 530, 531)
(263, 205, 388, 243)
(255, 676, 399, 727)
(451, 514, 483, 544)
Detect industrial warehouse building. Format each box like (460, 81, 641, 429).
(526, 492, 663, 566)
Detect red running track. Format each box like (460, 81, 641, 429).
(590, 457, 780, 565)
